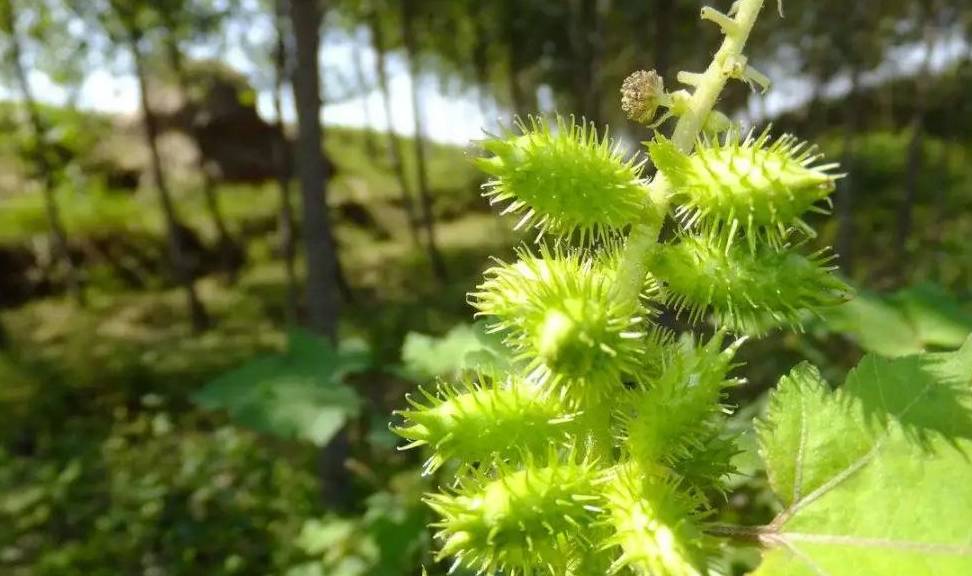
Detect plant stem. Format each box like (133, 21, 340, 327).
(704, 523, 769, 544)
(612, 0, 766, 306)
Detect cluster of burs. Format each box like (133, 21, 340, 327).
(393, 2, 847, 575)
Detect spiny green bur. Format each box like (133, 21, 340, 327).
(392, 1, 853, 574)
(471, 249, 647, 398)
(477, 116, 649, 243)
(652, 236, 849, 335)
(650, 131, 839, 247)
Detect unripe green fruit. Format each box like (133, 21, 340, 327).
(427, 458, 603, 575)
(535, 300, 613, 377)
(623, 333, 743, 471)
(650, 235, 851, 335)
(391, 3, 855, 572)
(649, 130, 839, 248)
(603, 463, 708, 576)
(477, 116, 650, 242)
(393, 377, 576, 474)
(472, 249, 648, 400)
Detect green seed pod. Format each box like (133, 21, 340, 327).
(650, 235, 852, 335)
(672, 433, 739, 494)
(648, 130, 840, 249)
(622, 333, 743, 471)
(426, 455, 603, 575)
(471, 248, 647, 400)
(476, 116, 649, 242)
(392, 375, 577, 474)
(602, 462, 708, 576)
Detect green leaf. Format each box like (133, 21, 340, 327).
(193, 330, 368, 446)
(400, 322, 510, 380)
(754, 339, 972, 575)
(824, 285, 972, 356)
(893, 284, 972, 349)
(823, 290, 922, 356)
(296, 518, 357, 556)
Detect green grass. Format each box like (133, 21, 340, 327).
(0, 119, 484, 248)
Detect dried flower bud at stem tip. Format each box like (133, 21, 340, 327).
(621, 70, 665, 124)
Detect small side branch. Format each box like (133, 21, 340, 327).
(705, 523, 771, 544)
(701, 7, 740, 36)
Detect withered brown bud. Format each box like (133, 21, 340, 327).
(621, 70, 664, 124)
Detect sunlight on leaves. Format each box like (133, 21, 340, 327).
(755, 338, 972, 575)
(400, 322, 511, 380)
(824, 284, 972, 357)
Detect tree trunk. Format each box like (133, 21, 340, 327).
(653, 0, 674, 78)
(568, 0, 610, 124)
(836, 68, 862, 279)
(273, 0, 299, 324)
(289, 0, 353, 510)
(505, 2, 534, 118)
(471, 3, 493, 118)
(289, 0, 340, 339)
(130, 32, 210, 332)
(351, 39, 379, 157)
(567, 0, 589, 119)
(400, 0, 448, 283)
(368, 6, 422, 247)
(161, 29, 241, 283)
(895, 12, 937, 278)
(3, 3, 84, 306)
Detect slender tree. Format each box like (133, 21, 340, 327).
(835, 67, 861, 277)
(289, 0, 340, 338)
(652, 0, 674, 78)
(289, 0, 351, 508)
(110, 0, 210, 331)
(0, 0, 84, 306)
(399, 0, 447, 282)
(158, 2, 242, 282)
(896, 0, 943, 275)
(568, 0, 611, 124)
(366, 1, 421, 246)
(503, 1, 534, 118)
(350, 35, 379, 157)
(470, 2, 494, 117)
(271, 0, 299, 323)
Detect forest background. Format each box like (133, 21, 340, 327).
(1, 0, 971, 574)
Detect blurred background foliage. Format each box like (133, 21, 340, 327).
(0, 0, 970, 574)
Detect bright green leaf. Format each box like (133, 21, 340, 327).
(296, 518, 356, 555)
(894, 284, 972, 350)
(824, 285, 972, 356)
(754, 338, 972, 575)
(400, 322, 510, 380)
(193, 330, 368, 446)
(823, 290, 922, 356)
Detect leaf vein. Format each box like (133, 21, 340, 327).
(773, 438, 882, 528)
(792, 390, 808, 504)
(779, 532, 972, 556)
(771, 536, 832, 576)
(774, 379, 935, 528)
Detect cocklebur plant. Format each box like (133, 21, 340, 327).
(392, 1, 972, 575)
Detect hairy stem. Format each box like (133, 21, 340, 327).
(612, 0, 767, 306)
(704, 523, 769, 544)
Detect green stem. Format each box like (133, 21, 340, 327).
(704, 522, 769, 544)
(612, 0, 767, 306)
(583, 395, 617, 463)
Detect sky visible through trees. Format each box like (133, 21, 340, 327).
(1, 3, 965, 145)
